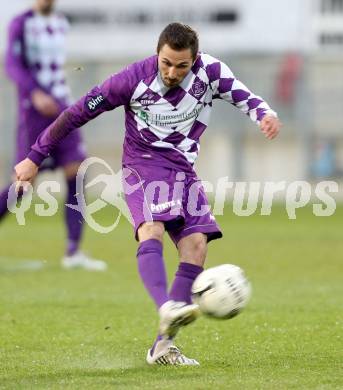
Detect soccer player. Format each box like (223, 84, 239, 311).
(14, 23, 281, 364)
(0, 0, 106, 270)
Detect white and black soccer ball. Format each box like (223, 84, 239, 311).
(191, 264, 251, 319)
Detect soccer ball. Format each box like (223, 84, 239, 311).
(191, 264, 251, 319)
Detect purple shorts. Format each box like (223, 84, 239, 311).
(15, 104, 86, 168)
(122, 164, 222, 245)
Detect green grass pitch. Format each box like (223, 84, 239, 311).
(0, 204, 342, 389)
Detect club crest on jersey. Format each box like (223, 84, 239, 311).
(87, 94, 104, 111)
(191, 79, 206, 98)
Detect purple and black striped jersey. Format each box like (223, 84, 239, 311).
(28, 53, 277, 172)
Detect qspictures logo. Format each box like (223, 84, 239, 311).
(6, 157, 340, 233)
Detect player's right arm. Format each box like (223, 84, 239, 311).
(15, 69, 132, 187)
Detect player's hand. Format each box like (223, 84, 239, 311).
(14, 158, 39, 193)
(31, 89, 59, 117)
(260, 115, 281, 140)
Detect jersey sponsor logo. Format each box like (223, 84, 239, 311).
(138, 110, 149, 122)
(87, 94, 104, 111)
(138, 92, 156, 106)
(137, 107, 201, 127)
(150, 199, 182, 213)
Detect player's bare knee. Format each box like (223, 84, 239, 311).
(178, 233, 207, 266)
(138, 221, 165, 243)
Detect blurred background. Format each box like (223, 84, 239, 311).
(1, 0, 343, 188)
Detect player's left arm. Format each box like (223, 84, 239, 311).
(208, 59, 281, 139)
(259, 114, 280, 140)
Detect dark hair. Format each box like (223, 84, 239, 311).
(157, 22, 199, 61)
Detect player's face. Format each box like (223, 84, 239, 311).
(35, 0, 55, 15)
(158, 44, 194, 88)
